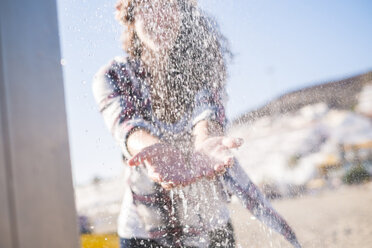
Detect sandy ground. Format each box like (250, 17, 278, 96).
(229, 183, 372, 248)
(82, 184, 372, 248)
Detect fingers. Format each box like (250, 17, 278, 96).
(128, 143, 164, 166)
(161, 182, 175, 190)
(213, 148, 234, 163)
(160, 177, 196, 190)
(214, 162, 226, 173)
(148, 169, 162, 183)
(214, 156, 233, 173)
(128, 150, 151, 166)
(191, 150, 233, 177)
(221, 137, 244, 149)
(224, 156, 234, 167)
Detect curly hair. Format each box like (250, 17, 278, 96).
(115, 0, 143, 58)
(115, 0, 231, 123)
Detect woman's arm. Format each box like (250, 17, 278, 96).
(192, 113, 301, 247)
(127, 129, 160, 157)
(191, 84, 243, 174)
(192, 120, 243, 174)
(193, 120, 223, 144)
(92, 60, 188, 188)
(92, 59, 162, 159)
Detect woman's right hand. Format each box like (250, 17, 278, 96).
(128, 143, 199, 189)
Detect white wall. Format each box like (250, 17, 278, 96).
(0, 0, 79, 247)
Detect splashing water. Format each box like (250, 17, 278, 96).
(218, 175, 230, 200)
(169, 188, 175, 215)
(211, 181, 218, 200)
(190, 183, 200, 212)
(178, 188, 188, 217)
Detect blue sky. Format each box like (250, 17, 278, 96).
(56, 0, 372, 185)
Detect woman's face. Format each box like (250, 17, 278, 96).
(135, 0, 181, 54)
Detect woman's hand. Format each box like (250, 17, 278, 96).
(192, 136, 243, 175)
(128, 143, 197, 190)
(127, 137, 243, 189)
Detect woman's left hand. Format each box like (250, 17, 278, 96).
(192, 136, 243, 175)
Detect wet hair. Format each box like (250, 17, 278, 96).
(116, 0, 231, 123)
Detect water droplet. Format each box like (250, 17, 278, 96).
(60, 59, 67, 66)
(178, 189, 188, 217)
(212, 183, 218, 200)
(169, 189, 175, 215)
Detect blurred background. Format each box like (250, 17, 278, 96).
(56, 0, 372, 247)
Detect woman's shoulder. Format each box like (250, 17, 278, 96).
(92, 56, 131, 96)
(94, 56, 145, 82)
(92, 56, 146, 97)
(94, 56, 130, 80)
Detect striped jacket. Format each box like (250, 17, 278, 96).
(93, 56, 230, 247)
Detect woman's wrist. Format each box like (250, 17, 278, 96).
(127, 128, 161, 157)
(192, 119, 226, 149)
(192, 120, 210, 149)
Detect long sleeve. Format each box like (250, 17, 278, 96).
(92, 59, 161, 159)
(191, 86, 228, 129)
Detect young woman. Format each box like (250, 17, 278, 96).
(93, 0, 301, 247)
